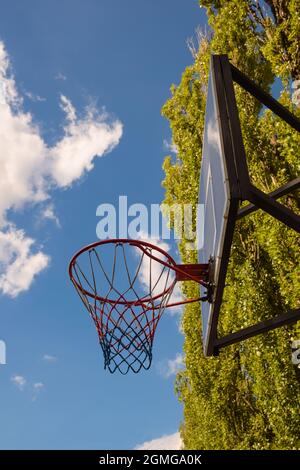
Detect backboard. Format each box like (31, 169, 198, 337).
(198, 56, 241, 356)
(198, 55, 300, 356)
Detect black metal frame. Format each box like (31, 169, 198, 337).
(201, 56, 241, 356)
(204, 55, 300, 356)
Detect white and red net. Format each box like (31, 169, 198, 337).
(69, 239, 178, 374)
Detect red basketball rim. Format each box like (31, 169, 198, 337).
(68, 238, 178, 305)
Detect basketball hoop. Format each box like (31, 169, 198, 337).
(69, 239, 213, 374)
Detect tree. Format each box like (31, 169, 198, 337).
(161, 0, 300, 449)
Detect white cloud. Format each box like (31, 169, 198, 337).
(158, 352, 185, 379)
(0, 40, 122, 296)
(163, 138, 178, 154)
(40, 204, 61, 228)
(32, 382, 45, 401)
(54, 72, 67, 81)
(11, 375, 45, 400)
(25, 91, 46, 102)
(43, 354, 57, 362)
(11, 374, 26, 390)
(0, 226, 50, 297)
(0, 41, 123, 220)
(60, 94, 76, 122)
(50, 99, 122, 187)
(135, 432, 182, 450)
(33, 382, 44, 390)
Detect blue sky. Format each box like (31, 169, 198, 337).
(0, 0, 207, 449)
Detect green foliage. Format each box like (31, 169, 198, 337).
(162, 0, 300, 449)
(200, 0, 300, 81)
(257, 1, 300, 81)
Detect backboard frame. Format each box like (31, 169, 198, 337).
(199, 55, 249, 356)
(200, 55, 300, 356)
